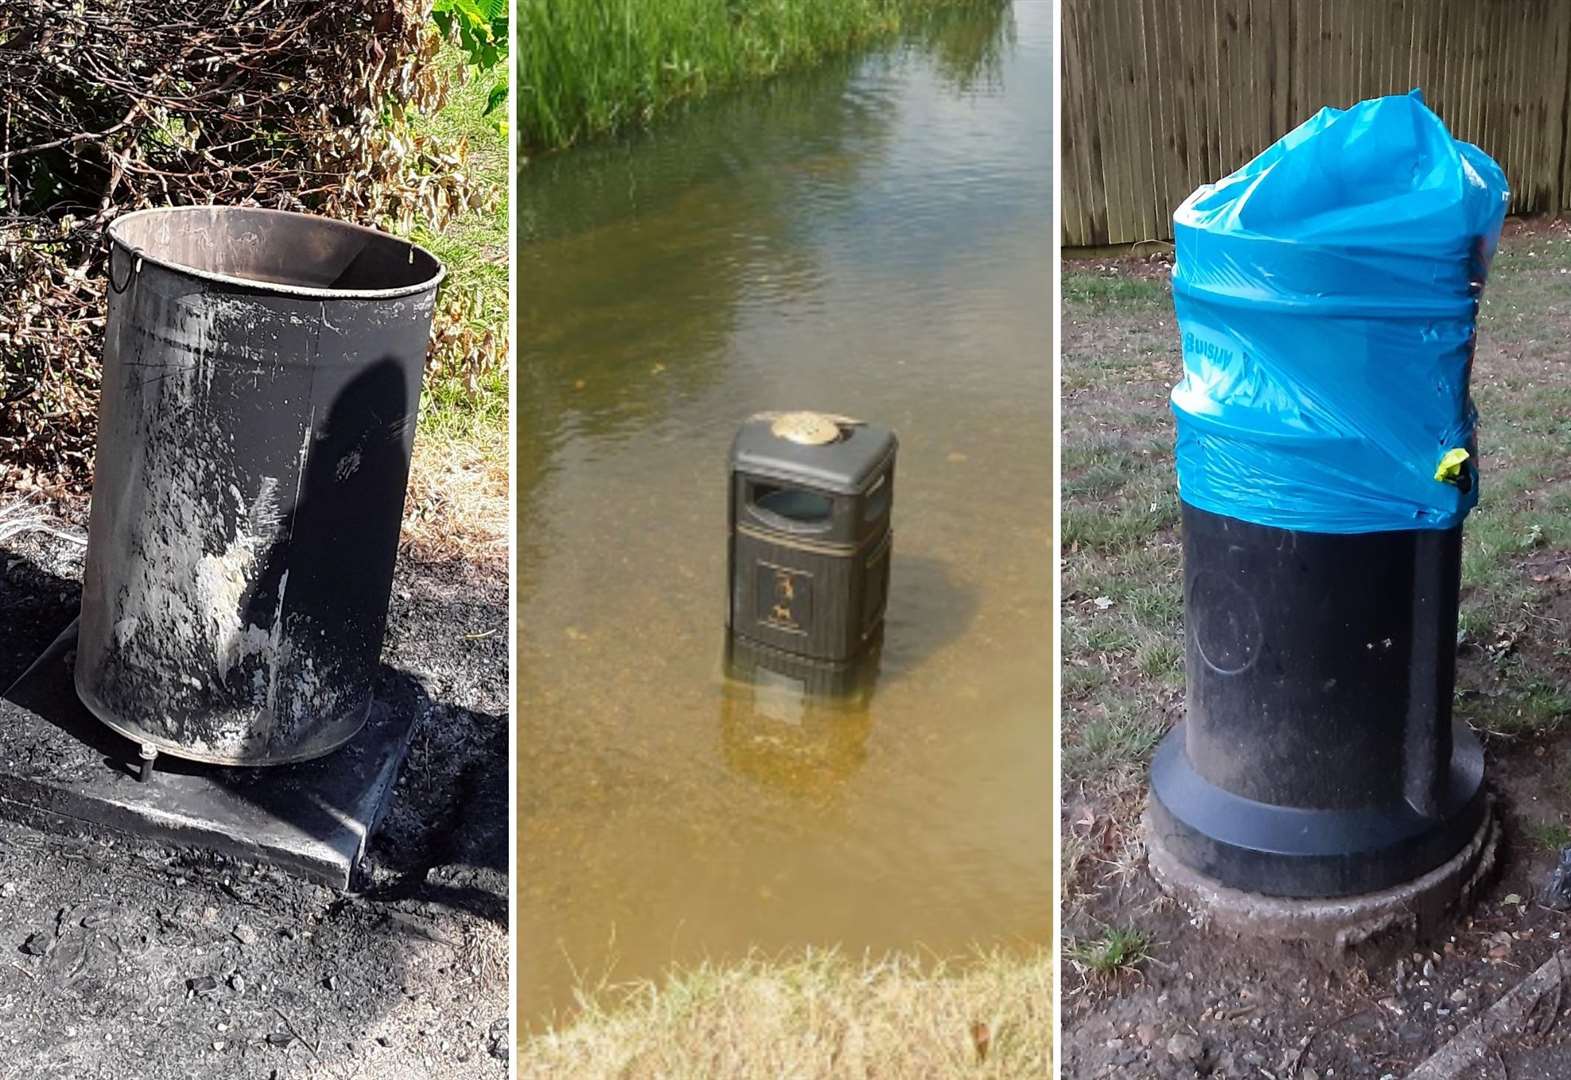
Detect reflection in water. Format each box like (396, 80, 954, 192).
(915, 0, 1018, 92)
(518, 0, 1051, 1025)
(720, 631, 882, 801)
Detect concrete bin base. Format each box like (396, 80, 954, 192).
(1144, 799, 1497, 950)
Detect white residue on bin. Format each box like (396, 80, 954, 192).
(83, 288, 336, 759)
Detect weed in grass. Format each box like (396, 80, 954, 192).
(1545, 488, 1571, 517)
(1062, 491, 1179, 555)
(1063, 662, 1111, 701)
(1064, 443, 1172, 505)
(1457, 608, 1497, 649)
(1062, 432, 1162, 501)
(1527, 821, 1571, 851)
(1063, 461, 1134, 500)
(1059, 616, 1111, 663)
(1062, 432, 1139, 470)
(1133, 637, 1183, 683)
(1065, 928, 1149, 980)
(1463, 508, 1543, 593)
(1065, 704, 1168, 785)
(1078, 620, 1140, 657)
(1122, 578, 1182, 631)
(1504, 679, 1571, 733)
(1461, 676, 1571, 738)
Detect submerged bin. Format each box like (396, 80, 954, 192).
(1146, 92, 1510, 898)
(721, 628, 881, 795)
(727, 412, 896, 667)
(76, 206, 443, 766)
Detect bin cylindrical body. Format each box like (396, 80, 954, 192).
(76, 206, 443, 765)
(1148, 503, 1487, 897)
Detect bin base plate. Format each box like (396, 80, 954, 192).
(0, 619, 415, 889)
(1145, 799, 1497, 948)
(1148, 721, 1488, 896)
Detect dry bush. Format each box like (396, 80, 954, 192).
(401, 434, 509, 567)
(0, 0, 495, 494)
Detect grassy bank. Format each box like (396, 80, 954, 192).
(519, 948, 1050, 1079)
(401, 47, 510, 561)
(519, 0, 1003, 153)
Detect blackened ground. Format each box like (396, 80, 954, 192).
(0, 499, 509, 1080)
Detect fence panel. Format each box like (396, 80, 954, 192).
(1062, 0, 1571, 246)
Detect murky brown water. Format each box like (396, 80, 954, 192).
(517, 0, 1052, 1024)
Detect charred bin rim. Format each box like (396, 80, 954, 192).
(107, 206, 445, 301)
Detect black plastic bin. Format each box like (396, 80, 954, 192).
(1148, 504, 1487, 898)
(1150, 93, 1509, 902)
(75, 206, 443, 766)
(727, 412, 896, 666)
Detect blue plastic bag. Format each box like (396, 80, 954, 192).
(1170, 90, 1509, 534)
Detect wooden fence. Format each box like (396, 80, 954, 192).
(1062, 0, 1571, 247)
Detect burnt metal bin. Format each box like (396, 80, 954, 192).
(75, 206, 443, 766)
(727, 412, 896, 666)
(1147, 503, 1487, 898)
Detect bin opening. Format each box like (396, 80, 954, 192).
(109, 206, 443, 297)
(751, 484, 834, 528)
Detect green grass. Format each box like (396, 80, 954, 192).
(377, 45, 510, 555)
(1457, 673, 1571, 738)
(1062, 490, 1179, 555)
(518, 0, 1004, 153)
(1059, 267, 1186, 816)
(411, 46, 509, 425)
(398, 47, 510, 513)
(1526, 820, 1571, 852)
(411, 55, 509, 336)
(1061, 270, 1167, 310)
(1065, 928, 1149, 980)
(1062, 662, 1111, 700)
(1063, 702, 1167, 783)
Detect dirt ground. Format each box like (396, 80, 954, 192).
(0, 497, 509, 1080)
(1062, 220, 1571, 1078)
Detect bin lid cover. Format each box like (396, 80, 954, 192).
(731, 412, 897, 494)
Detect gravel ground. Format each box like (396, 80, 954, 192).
(1064, 781, 1571, 1078)
(0, 497, 509, 1080)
